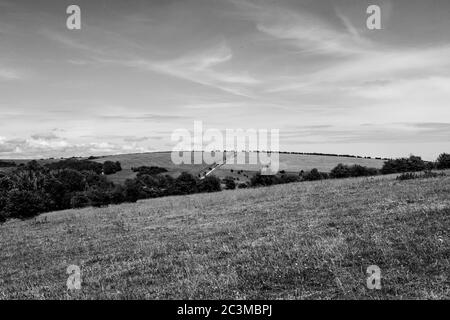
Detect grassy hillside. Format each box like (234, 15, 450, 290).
(0, 173, 448, 299)
(92, 151, 385, 184)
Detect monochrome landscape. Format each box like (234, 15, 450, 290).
(0, 0, 449, 300)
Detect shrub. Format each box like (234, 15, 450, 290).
(198, 175, 222, 193)
(4, 189, 51, 219)
(109, 185, 125, 204)
(85, 189, 111, 207)
(396, 172, 419, 181)
(436, 153, 450, 169)
(223, 176, 236, 190)
(349, 165, 378, 177)
(84, 171, 114, 190)
(278, 174, 301, 184)
(46, 159, 103, 174)
(422, 170, 445, 178)
(0, 160, 16, 168)
(237, 183, 248, 189)
(173, 172, 198, 195)
(70, 192, 91, 209)
(330, 164, 378, 178)
(123, 179, 143, 202)
(55, 169, 86, 192)
(136, 174, 162, 198)
(103, 161, 122, 175)
(0, 175, 15, 193)
(396, 170, 445, 181)
(0, 194, 7, 222)
(381, 155, 426, 174)
(304, 168, 324, 181)
(250, 173, 276, 187)
(330, 164, 351, 178)
(43, 176, 66, 210)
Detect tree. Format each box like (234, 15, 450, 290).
(70, 192, 91, 209)
(173, 172, 198, 195)
(4, 189, 51, 219)
(103, 161, 122, 175)
(43, 176, 66, 210)
(330, 164, 351, 179)
(436, 153, 450, 169)
(198, 175, 222, 193)
(381, 155, 426, 174)
(304, 168, 324, 181)
(85, 189, 111, 207)
(123, 179, 143, 202)
(55, 169, 86, 192)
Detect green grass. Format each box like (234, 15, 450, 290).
(1, 173, 448, 299)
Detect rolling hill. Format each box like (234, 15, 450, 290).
(0, 173, 448, 299)
(90, 151, 386, 184)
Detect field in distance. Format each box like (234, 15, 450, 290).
(90, 151, 385, 184)
(0, 172, 448, 299)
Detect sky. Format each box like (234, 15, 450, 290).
(1, 0, 450, 160)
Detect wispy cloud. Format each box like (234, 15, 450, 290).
(120, 42, 260, 97)
(233, 0, 372, 56)
(0, 67, 23, 80)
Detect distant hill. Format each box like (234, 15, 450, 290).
(89, 151, 385, 184)
(0, 151, 385, 184)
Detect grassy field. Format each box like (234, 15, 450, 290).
(0, 173, 448, 299)
(92, 151, 385, 184)
(0, 152, 385, 184)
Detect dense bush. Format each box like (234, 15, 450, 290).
(223, 176, 236, 190)
(278, 174, 301, 183)
(381, 155, 426, 174)
(123, 179, 143, 203)
(396, 170, 445, 181)
(303, 168, 326, 181)
(0, 160, 16, 168)
(436, 153, 450, 169)
(54, 169, 86, 192)
(173, 172, 198, 195)
(250, 173, 276, 187)
(103, 161, 122, 175)
(396, 172, 419, 181)
(109, 185, 126, 204)
(84, 171, 114, 190)
(85, 189, 111, 207)
(70, 192, 91, 209)
(0, 175, 14, 192)
(198, 175, 222, 193)
(0, 194, 7, 222)
(46, 159, 103, 174)
(330, 164, 378, 179)
(3, 189, 51, 219)
(43, 176, 66, 210)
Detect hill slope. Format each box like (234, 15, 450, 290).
(0, 174, 448, 299)
(93, 151, 385, 184)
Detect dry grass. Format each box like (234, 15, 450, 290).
(0, 174, 449, 299)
